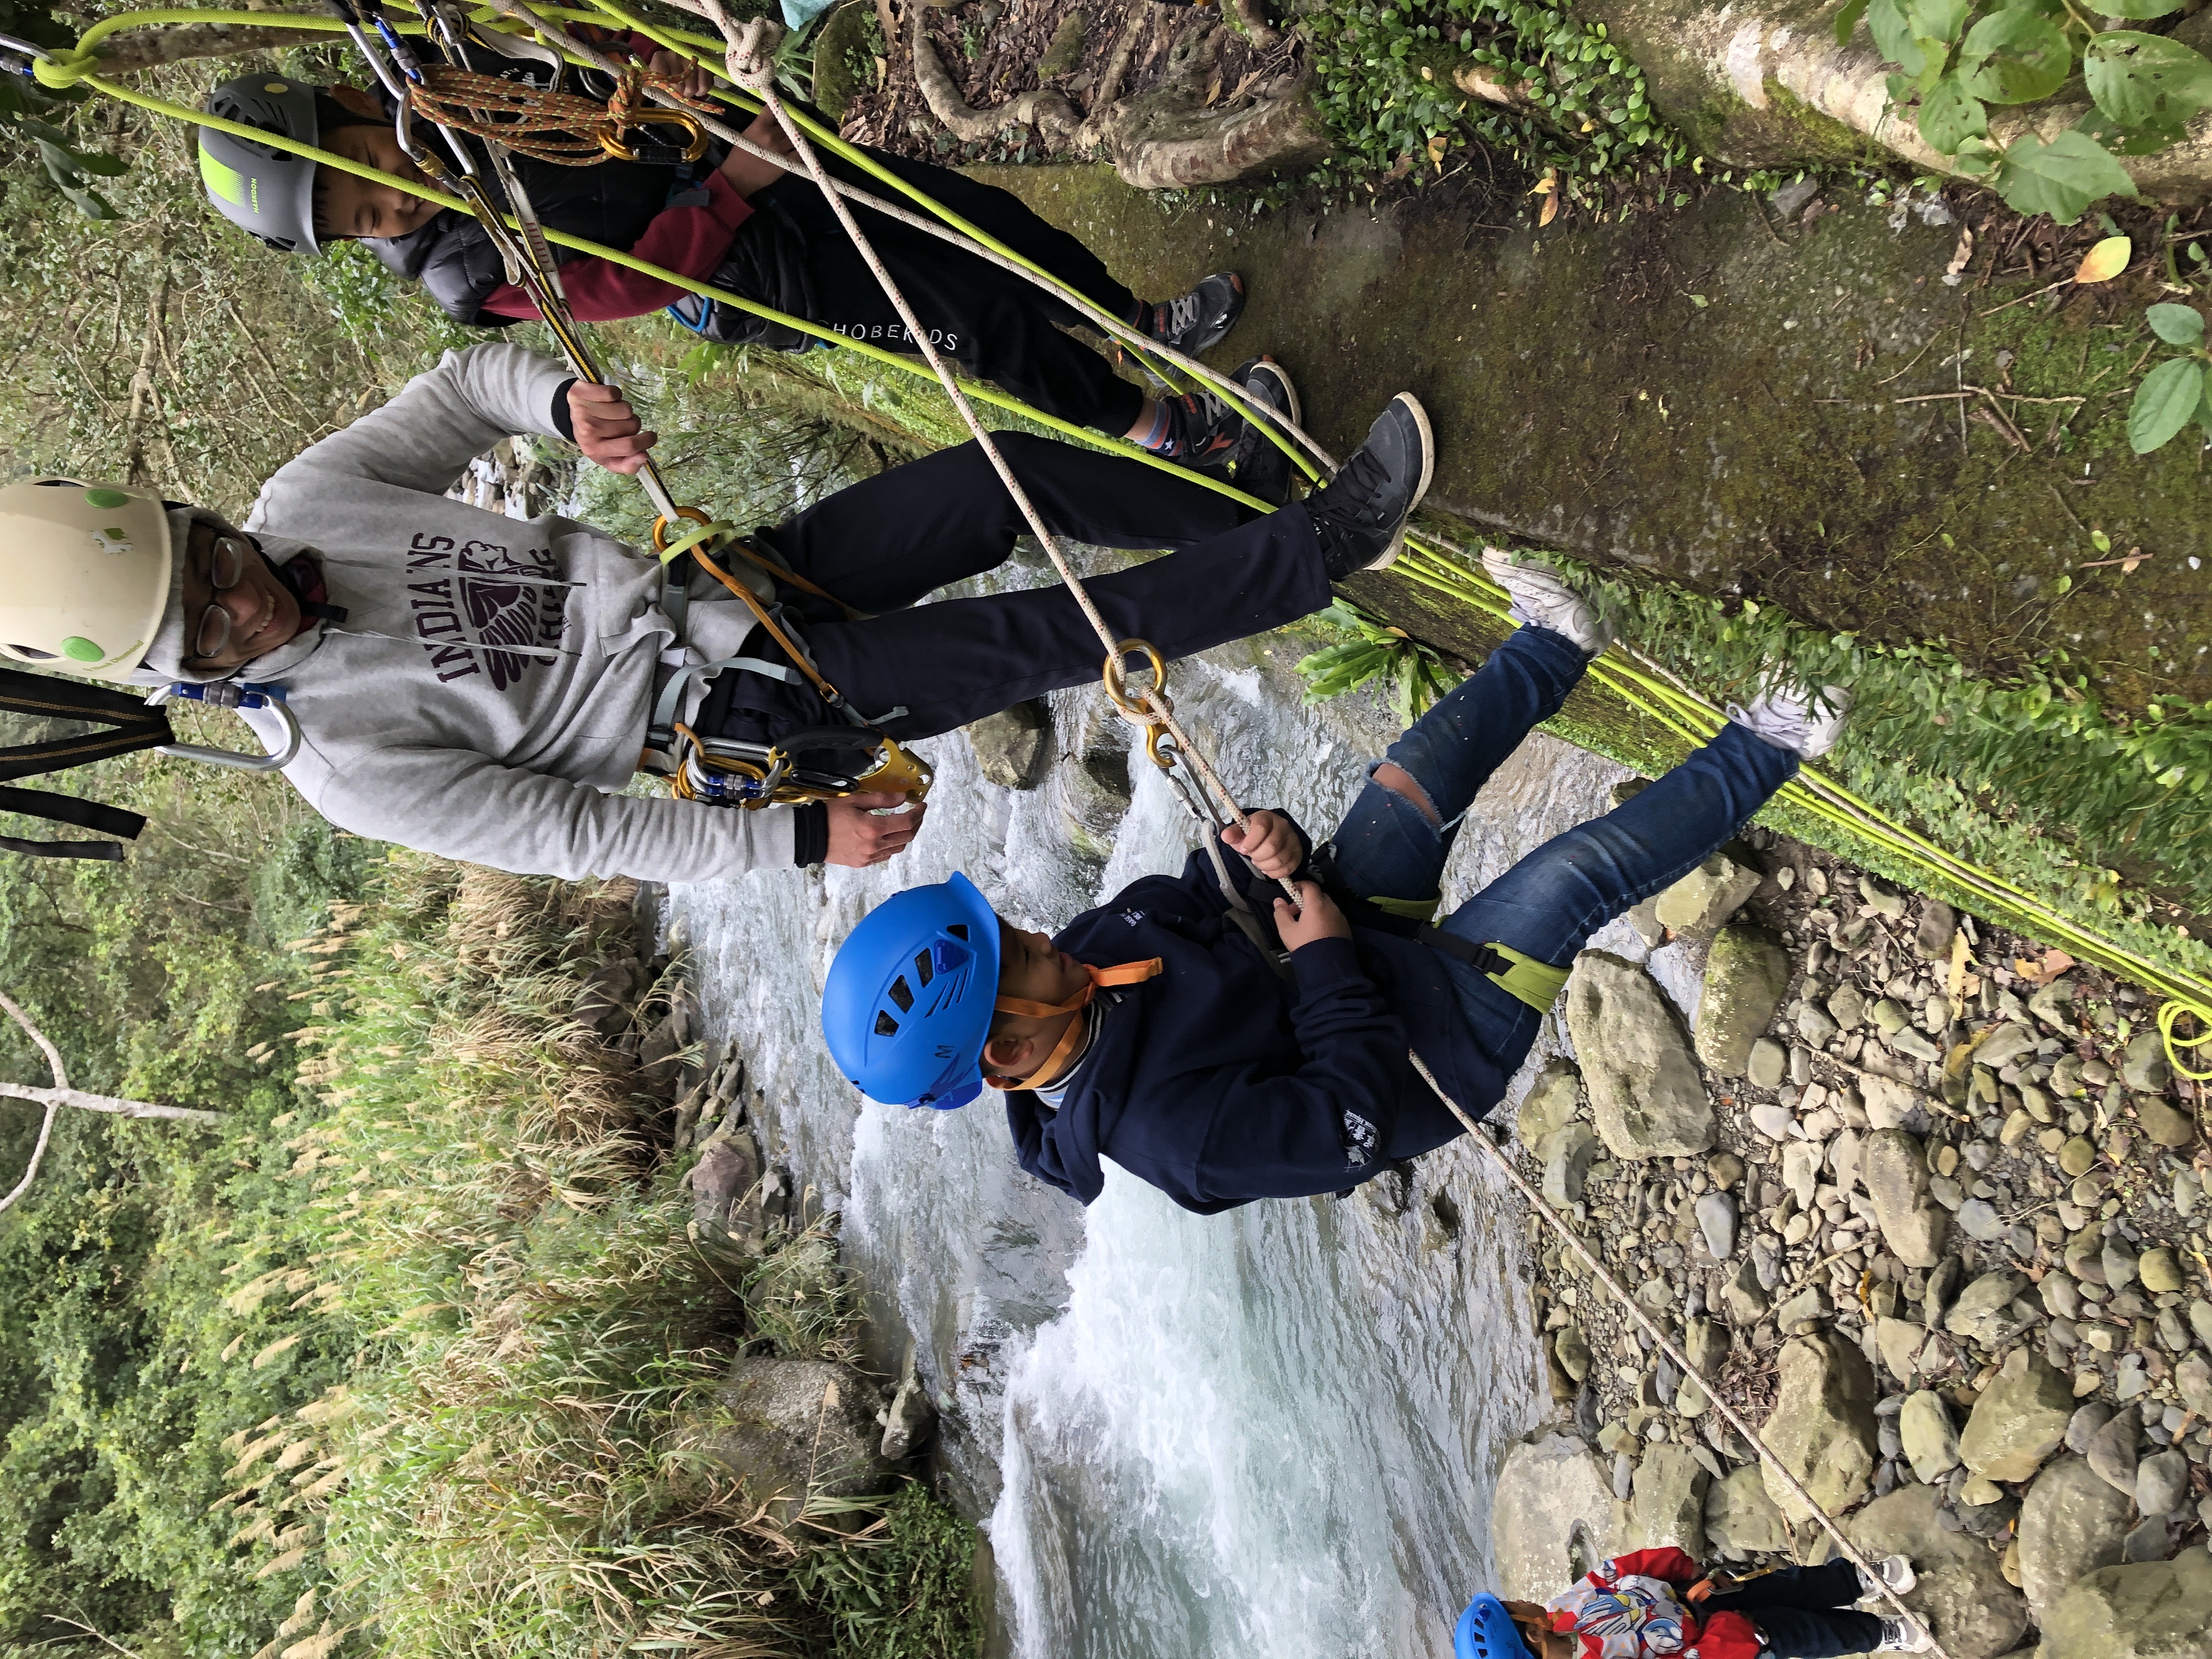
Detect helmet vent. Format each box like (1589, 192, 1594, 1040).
(8, 645, 55, 659)
(946, 923, 968, 939)
(873, 1011, 900, 1036)
(912, 949, 934, 989)
(886, 975, 913, 1013)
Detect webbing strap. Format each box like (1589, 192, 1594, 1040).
(648, 650, 802, 748)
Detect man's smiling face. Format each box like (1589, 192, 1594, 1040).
(181, 521, 300, 672)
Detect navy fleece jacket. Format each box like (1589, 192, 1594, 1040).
(1005, 811, 1508, 1213)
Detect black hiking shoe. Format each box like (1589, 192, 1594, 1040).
(1209, 357, 1301, 509)
(1141, 272, 1246, 356)
(1156, 382, 1245, 469)
(1305, 393, 1434, 579)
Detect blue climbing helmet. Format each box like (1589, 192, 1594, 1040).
(821, 872, 1002, 1109)
(1457, 1595, 1537, 1659)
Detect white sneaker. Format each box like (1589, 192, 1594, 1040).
(1858, 1554, 1917, 1601)
(1875, 1614, 1934, 1653)
(1480, 548, 1613, 654)
(1727, 674, 1852, 760)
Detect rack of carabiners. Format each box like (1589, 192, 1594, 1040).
(16, 0, 2211, 1066)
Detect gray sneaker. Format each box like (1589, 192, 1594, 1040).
(1729, 674, 1852, 760)
(1211, 357, 1300, 509)
(1857, 1555, 1917, 1602)
(1143, 272, 1246, 355)
(1875, 1614, 1934, 1653)
(1480, 548, 1612, 655)
(1307, 393, 1434, 579)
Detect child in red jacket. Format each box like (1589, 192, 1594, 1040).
(1454, 1548, 1930, 1659)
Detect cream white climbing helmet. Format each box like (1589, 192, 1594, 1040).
(0, 478, 174, 682)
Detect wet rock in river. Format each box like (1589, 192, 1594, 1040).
(1566, 953, 1716, 1159)
(1694, 923, 1791, 1077)
(964, 698, 1053, 789)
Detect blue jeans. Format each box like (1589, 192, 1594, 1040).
(1705, 1560, 1883, 1658)
(1329, 626, 1799, 1082)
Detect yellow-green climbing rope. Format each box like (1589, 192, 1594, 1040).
(44, 4, 2212, 1071)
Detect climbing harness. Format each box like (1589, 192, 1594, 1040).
(25, 4, 2208, 1049)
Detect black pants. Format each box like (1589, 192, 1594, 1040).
(701, 432, 1321, 746)
(758, 148, 1147, 436)
(1706, 1561, 1882, 1659)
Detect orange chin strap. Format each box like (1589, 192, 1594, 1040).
(986, 958, 1162, 1092)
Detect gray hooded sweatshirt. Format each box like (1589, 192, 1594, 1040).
(166, 342, 798, 882)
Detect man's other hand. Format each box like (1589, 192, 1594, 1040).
(568, 381, 656, 475)
(1274, 881, 1349, 951)
(1223, 809, 1299, 881)
(826, 794, 925, 867)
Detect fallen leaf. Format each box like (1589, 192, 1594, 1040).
(1426, 132, 1448, 169)
(2074, 234, 2131, 285)
(1945, 225, 1976, 280)
(1528, 171, 1556, 196)
(1452, 64, 1527, 103)
(1539, 191, 1560, 227)
(2029, 949, 2075, 986)
(1946, 928, 1971, 1002)
(1204, 72, 1222, 105)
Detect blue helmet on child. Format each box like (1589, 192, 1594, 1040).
(1457, 1595, 1533, 1659)
(821, 873, 1001, 1110)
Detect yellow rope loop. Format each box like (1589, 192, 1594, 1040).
(411, 64, 705, 166)
(650, 507, 731, 563)
(2160, 999, 2212, 1082)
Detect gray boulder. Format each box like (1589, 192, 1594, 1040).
(1627, 1443, 1709, 1554)
(1899, 1389, 1961, 1484)
(1655, 853, 1762, 936)
(1842, 1483, 2030, 1659)
(1704, 1462, 1791, 1560)
(1944, 1268, 2034, 1347)
(1542, 1122, 1600, 1206)
(2137, 1448, 2190, 1518)
(1694, 923, 1791, 1076)
(2087, 1404, 2142, 1497)
(2122, 1031, 2174, 1095)
(1960, 1347, 2075, 1483)
(964, 698, 1053, 789)
(1863, 1128, 1950, 1268)
(2041, 1554, 2212, 1659)
(1519, 1058, 1584, 1143)
(1760, 1334, 1878, 1525)
(1566, 952, 1716, 1159)
(1877, 1316, 1927, 1385)
(2019, 1456, 2132, 1624)
(1491, 1429, 1620, 1601)
(697, 1356, 896, 1528)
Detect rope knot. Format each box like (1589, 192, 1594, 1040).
(721, 16, 785, 91)
(32, 47, 97, 89)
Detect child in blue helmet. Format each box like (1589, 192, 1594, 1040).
(821, 554, 1858, 1213)
(1453, 1545, 1929, 1659)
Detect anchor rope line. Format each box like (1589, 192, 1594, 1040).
(1405, 1049, 1962, 1659)
(49, 13, 2212, 1059)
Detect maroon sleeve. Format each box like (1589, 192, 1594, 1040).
(478, 171, 755, 323)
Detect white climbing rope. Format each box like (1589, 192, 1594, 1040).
(1403, 1051, 1959, 1659)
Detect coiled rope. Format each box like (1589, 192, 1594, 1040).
(37, 4, 2209, 1063)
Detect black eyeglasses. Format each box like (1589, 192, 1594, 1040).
(192, 535, 257, 661)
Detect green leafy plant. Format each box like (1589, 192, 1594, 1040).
(2126, 301, 2212, 453)
(1301, 0, 1686, 195)
(1837, 0, 2212, 222)
(1296, 601, 1459, 725)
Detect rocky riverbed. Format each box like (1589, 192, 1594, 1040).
(1493, 808, 2212, 1659)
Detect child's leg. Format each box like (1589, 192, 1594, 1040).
(1326, 627, 1590, 907)
(803, 496, 1329, 736)
(758, 431, 1249, 615)
(1436, 720, 1797, 972)
(1703, 1562, 1881, 1658)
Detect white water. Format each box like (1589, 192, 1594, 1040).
(667, 567, 1661, 1658)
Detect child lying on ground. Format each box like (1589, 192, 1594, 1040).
(1453, 1548, 1929, 1659)
(821, 554, 1853, 1212)
(198, 29, 1291, 496)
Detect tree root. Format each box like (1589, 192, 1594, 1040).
(909, 7, 1081, 146)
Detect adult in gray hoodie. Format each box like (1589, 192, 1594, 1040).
(123, 342, 1428, 885)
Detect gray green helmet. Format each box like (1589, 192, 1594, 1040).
(199, 75, 322, 255)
